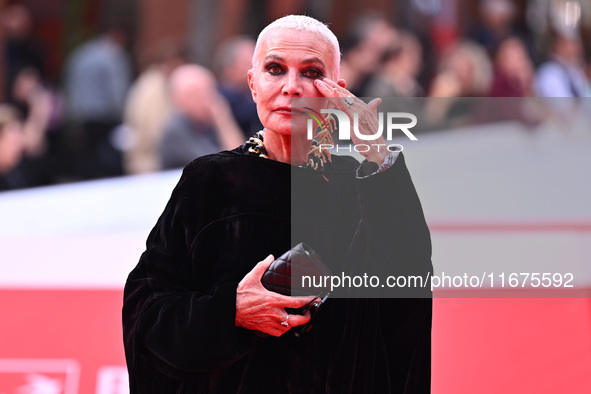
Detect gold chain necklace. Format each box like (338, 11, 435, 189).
(245, 120, 335, 170)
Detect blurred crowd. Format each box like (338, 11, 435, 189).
(1, 0, 590, 192)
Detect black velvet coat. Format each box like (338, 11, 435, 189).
(123, 146, 432, 393)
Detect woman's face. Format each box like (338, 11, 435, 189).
(248, 28, 340, 136)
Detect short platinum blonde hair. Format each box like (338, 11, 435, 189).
(252, 15, 341, 73)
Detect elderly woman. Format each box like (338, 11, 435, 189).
(123, 15, 431, 393)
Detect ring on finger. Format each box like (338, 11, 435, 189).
(280, 313, 290, 327)
(345, 96, 354, 108)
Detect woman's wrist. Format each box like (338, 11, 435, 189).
(366, 150, 388, 166)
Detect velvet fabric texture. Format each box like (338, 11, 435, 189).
(123, 145, 432, 393)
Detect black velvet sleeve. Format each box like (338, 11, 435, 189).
(355, 152, 432, 282)
(355, 152, 432, 393)
(122, 160, 255, 381)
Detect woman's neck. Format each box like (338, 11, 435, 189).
(264, 129, 311, 165)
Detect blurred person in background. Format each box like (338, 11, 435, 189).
(473, 36, 544, 127)
(214, 36, 262, 139)
(364, 30, 425, 98)
(468, 0, 531, 58)
(9, 67, 54, 186)
(0, 105, 25, 191)
(426, 41, 493, 128)
(488, 36, 535, 97)
(429, 41, 493, 98)
(64, 20, 133, 180)
(158, 64, 244, 169)
(1, 3, 45, 105)
(535, 30, 591, 98)
(340, 14, 398, 96)
(122, 44, 187, 175)
(2, 3, 67, 187)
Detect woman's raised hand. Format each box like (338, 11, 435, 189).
(235, 255, 317, 337)
(314, 78, 388, 165)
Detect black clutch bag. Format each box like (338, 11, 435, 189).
(261, 243, 332, 336)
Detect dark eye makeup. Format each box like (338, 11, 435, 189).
(265, 63, 325, 79)
(266, 63, 285, 75)
(303, 68, 324, 79)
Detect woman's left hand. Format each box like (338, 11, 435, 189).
(314, 78, 388, 165)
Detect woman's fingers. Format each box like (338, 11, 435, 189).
(266, 310, 311, 337)
(314, 78, 336, 96)
(368, 97, 382, 111)
(315, 78, 375, 113)
(277, 294, 318, 310)
(314, 77, 355, 98)
(239, 254, 274, 287)
(252, 254, 275, 276)
(314, 78, 387, 163)
(236, 254, 319, 336)
(317, 77, 346, 94)
(314, 78, 358, 107)
(286, 311, 312, 327)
